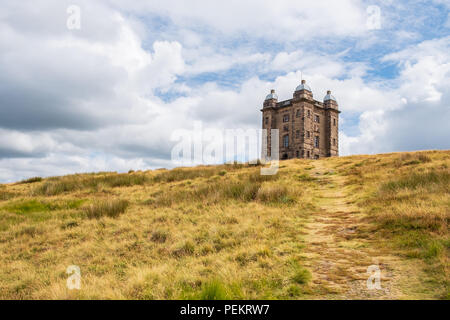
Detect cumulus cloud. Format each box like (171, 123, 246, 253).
(0, 0, 449, 182)
(340, 36, 450, 155)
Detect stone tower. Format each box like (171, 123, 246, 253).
(261, 80, 340, 160)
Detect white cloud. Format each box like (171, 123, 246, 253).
(0, 0, 449, 182)
(111, 0, 368, 41)
(341, 36, 450, 155)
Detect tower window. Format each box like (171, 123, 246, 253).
(283, 135, 289, 148)
(307, 151, 310, 158)
(296, 109, 301, 117)
(314, 115, 320, 123)
(283, 114, 289, 122)
(333, 118, 336, 126)
(283, 125, 289, 132)
(333, 138, 336, 146)
(296, 150, 300, 158)
(265, 117, 269, 125)
(307, 110, 311, 117)
(306, 131, 310, 138)
(296, 130, 300, 138)
(314, 136, 320, 148)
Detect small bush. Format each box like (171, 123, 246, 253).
(83, 199, 129, 219)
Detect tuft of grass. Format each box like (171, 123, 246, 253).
(150, 230, 168, 243)
(148, 170, 289, 207)
(153, 167, 221, 183)
(83, 199, 129, 219)
(0, 190, 17, 201)
(18, 177, 42, 184)
(380, 170, 449, 192)
(33, 173, 149, 196)
(172, 241, 195, 257)
(296, 173, 317, 182)
(61, 220, 79, 230)
(291, 262, 312, 285)
(395, 152, 432, 167)
(198, 279, 229, 300)
(15, 225, 45, 238)
(256, 185, 296, 205)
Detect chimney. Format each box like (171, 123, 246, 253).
(271, 89, 275, 94)
(327, 90, 331, 95)
(301, 80, 306, 84)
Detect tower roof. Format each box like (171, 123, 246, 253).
(324, 90, 337, 103)
(295, 80, 312, 92)
(265, 89, 278, 100)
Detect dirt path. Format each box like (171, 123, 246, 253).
(302, 160, 418, 299)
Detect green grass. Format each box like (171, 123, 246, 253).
(198, 279, 230, 300)
(290, 260, 312, 285)
(3, 199, 84, 214)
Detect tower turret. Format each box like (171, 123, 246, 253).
(263, 89, 278, 108)
(323, 90, 338, 110)
(293, 80, 313, 100)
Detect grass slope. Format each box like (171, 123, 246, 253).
(0, 151, 448, 299)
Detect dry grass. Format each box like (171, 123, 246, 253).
(335, 151, 450, 298)
(83, 199, 129, 219)
(0, 150, 448, 299)
(0, 161, 316, 299)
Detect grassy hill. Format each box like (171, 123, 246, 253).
(0, 150, 448, 299)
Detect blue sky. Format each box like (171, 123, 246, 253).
(0, 0, 449, 182)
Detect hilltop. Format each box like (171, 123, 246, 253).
(0, 150, 448, 299)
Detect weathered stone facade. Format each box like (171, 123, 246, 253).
(261, 80, 340, 160)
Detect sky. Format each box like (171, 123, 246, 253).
(0, 0, 449, 182)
